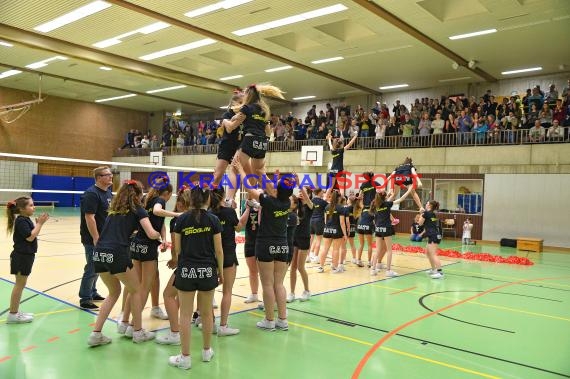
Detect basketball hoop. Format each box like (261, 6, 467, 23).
(0, 74, 45, 124)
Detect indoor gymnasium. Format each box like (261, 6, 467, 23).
(1, 1, 569, 378)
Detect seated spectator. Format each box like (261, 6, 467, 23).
(539, 103, 553, 128)
(547, 120, 564, 141)
(197, 132, 207, 145)
(140, 135, 150, 149)
(410, 214, 424, 242)
(528, 120, 545, 143)
(553, 99, 566, 126)
(524, 103, 539, 128)
(149, 135, 160, 150)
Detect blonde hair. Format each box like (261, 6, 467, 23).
(93, 166, 110, 179)
(233, 84, 285, 120)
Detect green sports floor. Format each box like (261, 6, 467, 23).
(1, 214, 569, 378)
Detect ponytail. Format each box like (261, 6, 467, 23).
(326, 191, 339, 219)
(6, 197, 30, 234)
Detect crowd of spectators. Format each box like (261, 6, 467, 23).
(118, 79, 570, 153)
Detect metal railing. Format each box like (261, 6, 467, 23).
(113, 127, 569, 157)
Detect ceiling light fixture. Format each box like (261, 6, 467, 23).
(449, 28, 497, 40)
(34, 1, 112, 33)
(292, 95, 316, 100)
(219, 75, 243, 81)
(93, 22, 170, 48)
(265, 65, 293, 73)
(0, 41, 13, 47)
(26, 56, 68, 69)
(438, 77, 472, 83)
(139, 38, 216, 61)
(311, 56, 344, 64)
(379, 84, 409, 90)
(232, 4, 348, 36)
(185, 0, 252, 18)
(501, 67, 542, 75)
(0, 69, 22, 79)
(99, 66, 112, 71)
(146, 85, 187, 94)
(95, 94, 137, 103)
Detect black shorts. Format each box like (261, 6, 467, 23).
(241, 135, 268, 159)
(10, 252, 35, 276)
(293, 235, 311, 250)
(349, 225, 356, 238)
(244, 242, 256, 258)
(223, 244, 239, 268)
(310, 219, 324, 236)
(323, 226, 343, 239)
(375, 225, 395, 238)
(427, 234, 442, 244)
(130, 240, 159, 262)
(357, 212, 374, 235)
(93, 247, 133, 275)
(174, 262, 218, 292)
(255, 239, 289, 263)
(217, 139, 240, 163)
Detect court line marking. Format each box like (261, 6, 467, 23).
(353, 275, 570, 378)
(247, 311, 500, 379)
(373, 284, 570, 323)
(446, 269, 570, 289)
(390, 286, 416, 295)
(0, 308, 77, 324)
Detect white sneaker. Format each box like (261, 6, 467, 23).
(310, 256, 319, 263)
(356, 260, 364, 267)
(198, 322, 218, 334)
(430, 272, 444, 279)
(150, 307, 169, 320)
(300, 290, 311, 302)
(286, 293, 295, 303)
(132, 329, 155, 343)
(244, 294, 259, 303)
(376, 263, 386, 270)
(246, 199, 260, 208)
(276, 318, 289, 331)
(156, 331, 181, 345)
(117, 322, 129, 335)
(316, 266, 324, 273)
(202, 348, 214, 362)
(386, 270, 399, 278)
(124, 325, 133, 338)
(256, 318, 276, 331)
(217, 325, 240, 336)
(339, 264, 346, 272)
(212, 298, 218, 309)
(6, 312, 33, 324)
(331, 267, 342, 274)
(257, 302, 265, 310)
(426, 269, 437, 275)
(169, 354, 191, 370)
(115, 312, 123, 322)
(87, 332, 112, 347)
(370, 269, 378, 276)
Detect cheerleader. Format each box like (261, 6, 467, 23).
(387, 157, 424, 211)
(317, 191, 347, 274)
(309, 188, 327, 263)
(233, 157, 294, 331)
(418, 200, 444, 279)
(5, 197, 49, 323)
(288, 187, 314, 302)
(88, 181, 160, 346)
(369, 187, 412, 277)
(168, 185, 224, 369)
(325, 131, 357, 198)
(241, 201, 261, 303)
(356, 172, 379, 267)
(213, 91, 244, 207)
(344, 192, 363, 265)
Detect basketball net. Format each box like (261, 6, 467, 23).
(0, 74, 45, 124)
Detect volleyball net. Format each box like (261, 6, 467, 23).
(0, 152, 212, 210)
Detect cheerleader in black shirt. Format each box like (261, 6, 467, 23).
(387, 157, 424, 211)
(418, 200, 444, 279)
(317, 191, 347, 274)
(88, 181, 160, 346)
(169, 185, 224, 369)
(344, 192, 363, 266)
(369, 187, 412, 277)
(213, 91, 244, 207)
(223, 84, 285, 203)
(211, 188, 244, 336)
(356, 172, 380, 267)
(156, 186, 191, 345)
(288, 187, 314, 302)
(233, 156, 294, 331)
(325, 130, 357, 198)
(241, 202, 261, 303)
(309, 188, 328, 263)
(5, 197, 49, 324)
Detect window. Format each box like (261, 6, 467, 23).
(434, 179, 483, 214)
(397, 179, 432, 211)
